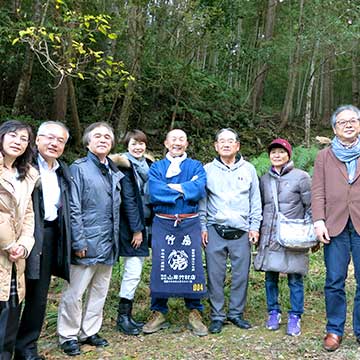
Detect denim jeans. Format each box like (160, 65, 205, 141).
(324, 219, 360, 337)
(150, 297, 203, 314)
(265, 271, 304, 316)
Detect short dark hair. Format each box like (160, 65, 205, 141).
(123, 129, 148, 147)
(0, 120, 35, 181)
(82, 122, 114, 148)
(215, 128, 240, 142)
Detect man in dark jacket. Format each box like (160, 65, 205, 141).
(15, 121, 71, 360)
(57, 122, 143, 357)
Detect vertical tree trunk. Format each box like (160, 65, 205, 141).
(314, 62, 322, 120)
(304, 40, 319, 147)
(352, 40, 359, 107)
(279, 0, 304, 129)
(234, 17, 243, 89)
(295, 61, 310, 116)
(52, 76, 68, 121)
(12, 48, 35, 116)
(321, 47, 334, 125)
(12, 0, 47, 115)
(251, 0, 277, 115)
(66, 77, 81, 149)
(114, 0, 146, 140)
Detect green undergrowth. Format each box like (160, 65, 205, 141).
(40, 249, 360, 359)
(250, 145, 320, 177)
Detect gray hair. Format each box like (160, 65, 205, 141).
(215, 128, 240, 142)
(37, 121, 70, 142)
(82, 122, 115, 147)
(330, 105, 360, 128)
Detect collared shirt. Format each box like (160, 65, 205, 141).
(38, 154, 61, 221)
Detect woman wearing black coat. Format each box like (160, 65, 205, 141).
(110, 130, 153, 336)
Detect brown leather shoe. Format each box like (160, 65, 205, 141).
(323, 333, 342, 351)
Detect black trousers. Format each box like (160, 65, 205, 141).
(15, 226, 57, 357)
(0, 281, 21, 359)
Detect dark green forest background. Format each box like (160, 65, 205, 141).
(0, 0, 359, 162)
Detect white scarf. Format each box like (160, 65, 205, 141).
(165, 152, 187, 178)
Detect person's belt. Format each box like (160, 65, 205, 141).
(44, 219, 58, 228)
(156, 213, 198, 226)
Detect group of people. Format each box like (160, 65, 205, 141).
(1, 104, 360, 359)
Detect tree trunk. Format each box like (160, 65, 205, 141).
(279, 0, 304, 129)
(295, 61, 310, 116)
(321, 47, 334, 125)
(352, 40, 359, 107)
(114, 1, 146, 140)
(251, 0, 277, 115)
(52, 75, 68, 121)
(12, 48, 35, 116)
(12, 0, 46, 115)
(234, 17, 243, 89)
(304, 40, 319, 148)
(66, 77, 81, 149)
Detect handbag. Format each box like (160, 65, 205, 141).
(271, 178, 318, 249)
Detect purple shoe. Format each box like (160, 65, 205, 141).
(266, 310, 281, 330)
(287, 314, 301, 336)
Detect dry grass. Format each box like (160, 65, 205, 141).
(37, 251, 360, 360)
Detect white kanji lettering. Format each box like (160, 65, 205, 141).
(181, 234, 192, 246)
(165, 234, 176, 245)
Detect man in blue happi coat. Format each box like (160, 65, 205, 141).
(143, 129, 208, 336)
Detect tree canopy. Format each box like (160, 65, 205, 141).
(0, 0, 359, 157)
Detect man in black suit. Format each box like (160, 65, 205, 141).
(15, 121, 72, 360)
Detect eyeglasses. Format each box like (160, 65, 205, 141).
(7, 132, 29, 144)
(335, 118, 360, 128)
(38, 134, 66, 145)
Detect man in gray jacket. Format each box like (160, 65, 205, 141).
(57, 122, 143, 356)
(199, 128, 262, 334)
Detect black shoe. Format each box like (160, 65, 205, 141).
(80, 334, 109, 347)
(228, 316, 252, 329)
(14, 352, 45, 360)
(129, 316, 145, 329)
(117, 314, 141, 335)
(60, 340, 81, 356)
(209, 320, 223, 334)
(357, 337, 360, 345)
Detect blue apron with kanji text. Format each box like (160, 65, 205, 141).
(150, 215, 207, 299)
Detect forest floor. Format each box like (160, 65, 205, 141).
(37, 251, 360, 360)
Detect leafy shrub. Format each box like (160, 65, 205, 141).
(251, 145, 320, 177)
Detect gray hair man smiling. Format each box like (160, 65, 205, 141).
(16, 121, 72, 360)
(199, 128, 262, 334)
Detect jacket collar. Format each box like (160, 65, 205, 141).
(269, 160, 294, 178)
(213, 155, 244, 171)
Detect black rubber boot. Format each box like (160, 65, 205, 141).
(116, 299, 140, 335)
(129, 301, 145, 328)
